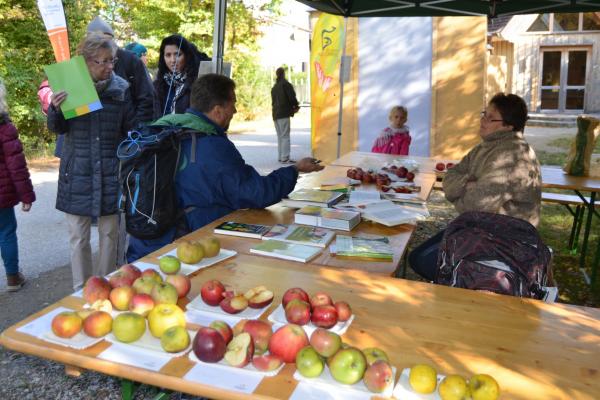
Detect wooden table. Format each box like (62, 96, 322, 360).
(2, 254, 599, 399)
(330, 151, 457, 173)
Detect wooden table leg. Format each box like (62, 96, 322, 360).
(64, 364, 82, 377)
(578, 191, 596, 282)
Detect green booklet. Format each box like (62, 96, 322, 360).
(44, 55, 102, 119)
(250, 240, 322, 263)
(333, 235, 393, 261)
(262, 224, 335, 248)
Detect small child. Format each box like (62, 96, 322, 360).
(371, 105, 411, 155)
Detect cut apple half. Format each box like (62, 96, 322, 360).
(248, 289, 274, 309)
(243, 285, 268, 300)
(224, 332, 254, 367)
(90, 299, 113, 313)
(220, 295, 248, 314)
(252, 354, 283, 372)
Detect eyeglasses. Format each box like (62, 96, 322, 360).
(480, 111, 503, 123)
(91, 57, 118, 66)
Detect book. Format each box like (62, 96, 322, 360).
(332, 235, 394, 261)
(213, 221, 271, 239)
(281, 189, 345, 208)
(262, 224, 335, 248)
(249, 240, 322, 263)
(295, 206, 361, 231)
(361, 201, 429, 227)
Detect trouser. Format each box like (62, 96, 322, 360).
(274, 117, 291, 162)
(408, 229, 445, 281)
(66, 213, 119, 289)
(115, 214, 128, 266)
(0, 207, 19, 276)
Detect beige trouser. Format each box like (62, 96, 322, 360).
(66, 213, 119, 290)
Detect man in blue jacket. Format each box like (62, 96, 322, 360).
(127, 73, 323, 261)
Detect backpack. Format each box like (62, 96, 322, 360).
(117, 125, 201, 240)
(435, 211, 552, 299)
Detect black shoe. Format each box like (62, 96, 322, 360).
(7, 272, 26, 292)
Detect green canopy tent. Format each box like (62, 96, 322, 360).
(294, 0, 600, 157)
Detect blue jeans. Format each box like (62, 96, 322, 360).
(0, 207, 19, 275)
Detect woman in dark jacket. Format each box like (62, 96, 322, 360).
(48, 32, 135, 290)
(154, 34, 202, 116)
(0, 79, 35, 291)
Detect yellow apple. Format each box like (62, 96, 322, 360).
(470, 374, 500, 400)
(176, 241, 204, 264)
(112, 312, 146, 343)
(161, 325, 190, 353)
(409, 364, 438, 394)
(197, 236, 220, 258)
(147, 303, 186, 338)
(439, 374, 470, 400)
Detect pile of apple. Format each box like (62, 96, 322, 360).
(50, 261, 192, 353)
(200, 279, 274, 313)
(176, 236, 221, 264)
(435, 162, 455, 172)
(282, 287, 351, 329)
(346, 167, 395, 186)
(408, 363, 500, 400)
(381, 165, 416, 181)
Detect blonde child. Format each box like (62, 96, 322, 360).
(371, 105, 411, 155)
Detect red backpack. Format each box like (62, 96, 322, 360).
(435, 212, 552, 299)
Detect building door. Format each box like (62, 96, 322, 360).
(540, 48, 589, 112)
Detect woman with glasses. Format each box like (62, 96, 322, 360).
(47, 32, 136, 290)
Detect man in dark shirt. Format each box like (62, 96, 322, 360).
(271, 67, 300, 163)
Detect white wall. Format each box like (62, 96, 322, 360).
(358, 18, 432, 156)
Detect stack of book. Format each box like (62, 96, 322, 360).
(281, 189, 345, 208)
(262, 224, 335, 248)
(294, 206, 361, 231)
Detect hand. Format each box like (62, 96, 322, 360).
(295, 157, 324, 173)
(22, 203, 32, 212)
(50, 91, 67, 108)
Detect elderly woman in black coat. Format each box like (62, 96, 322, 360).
(48, 32, 136, 290)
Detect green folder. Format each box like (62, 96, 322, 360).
(44, 56, 102, 119)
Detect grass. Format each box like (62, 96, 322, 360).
(547, 136, 600, 151)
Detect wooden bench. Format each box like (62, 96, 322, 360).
(541, 192, 595, 252)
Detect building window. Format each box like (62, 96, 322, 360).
(582, 12, 600, 30)
(527, 12, 600, 32)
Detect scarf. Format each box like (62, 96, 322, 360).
(94, 73, 113, 94)
(163, 71, 187, 114)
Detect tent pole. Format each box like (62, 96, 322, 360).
(212, 0, 227, 75)
(336, 16, 348, 159)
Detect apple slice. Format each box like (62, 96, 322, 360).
(220, 295, 248, 314)
(224, 332, 254, 367)
(248, 289, 274, 309)
(252, 354, 283, 372)
(90, 299, 113, 313)
(243, 285, 268, 300)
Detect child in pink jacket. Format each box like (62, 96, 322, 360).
(371, 105, 411, 155)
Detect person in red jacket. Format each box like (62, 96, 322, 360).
(0, 79, 35, 291)
(371, 105, 411, 155)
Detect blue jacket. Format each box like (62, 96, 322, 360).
(127, 109, 299, 261)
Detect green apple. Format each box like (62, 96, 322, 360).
(176, 241, 204, 265)
(150, 281, 179, 305)
(132, 276, 159, 295)
(295, 346, 325, 378)
(197, 236, 220, 258)
(362, 347, 389, 366)
(161, 325, 190, 353)
(112, 312, 146, 343)
(329, 347, 367, 385)
(409, 364, 438, 394)
(159, 255, 181, 274)
(439, 374, 470, 400)
(147, 303, 186, 338)
(469, 374, 500, 400)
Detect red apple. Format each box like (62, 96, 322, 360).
(120, 263, 142, 280)
(165, 274, 191, 299)
(311, 305, 338, 329)
(141, 268, 162, 283)
(109, 264, 142, 288)
(210, 320, 233, 344)
(83, 276, 111, 304)
(224, 332, 254, 368)
(285, 299, 311, 325)
(268, 324, 309, 363)
(193, 326, 227, 363)
(406, 172, 415, 182)
(220, 295, 248, 314)
(233, 319, 272, 355)
(446, 162, 455, 169)
(282, 287, 309, 308)
(129, 293, 155, 316)
(201, 279, 226, 306)
(109, 285, 135, 311)
(82, 310, 113, 338)
(310, 328, 342, 357)
(363, 360, 394, 393)
(51, 311, 83, 338)
(396, 167, 408, 178)
(435, 162, 446, 171)
(309, 292, 333, 309)
(252, 354, 283, 372)
(334, 301, 352, 322)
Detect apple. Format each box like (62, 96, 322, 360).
(147, 303, 186, 338)
(112, 312, 146, 343)
(51, 311, 83, 338)
(83, 276, 111, 304)
(89, 299, 113, 313)
(193, 326, 226, 363)
(268, 324, 309, 363)
(446, 162, 455, 169)
(150, 281, 179, 305)
(406, 171, 415, 182)
(220, 294, 248, 314)
(439, 374, 470, 400)
(82, 310, 113, 338)
(334, 301, 352, 322)
(197, 236, 220, 258)
(233, 319, 272, 355)
(309, 328, 341, 358)
(210, 320, 233, 344)
(141, 268, 163, 283)
(469, 374, 499, 400)
(252, 354, 283, 372)
(396, 166, 408, 178)
(243, 286, 274, 309)
(120, 263, 142, 280)
(435, 162, 446, 171)
(363, 360, 394, 393)
(76, 310, 93, 320)
(409, 364, 438, 394)
(281, 287, 309, 308)
(201, 279, 226, 306)
(311, 305, 338, 329)
(161, 325, 190, 353)
(165, 274, 191, 299)
(296, 345, 325, 378)
(309, 292, 333, 308)
(109, 264, 141, 288)
(329, 347, 367, 385)
(362, 347, 389, 366)
(109, 285, 135, 311)
(132, 276, 159, 295)
(159, 255, 181, 275)
(176, 240, 204, 265)
(224, 332, 254, 368)
(285, 299, 311, 325)
(129, 293, 155, 316)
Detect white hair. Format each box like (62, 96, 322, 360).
(0, 79, 8, 116)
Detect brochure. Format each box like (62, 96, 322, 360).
(213, 221, 271, 239)
(249, 240, 322, 263)
(295, 206, 360, 231)
(332, 235, 394, 261)
(281, 189, 345, 208)
(263, 224, 335, 248)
